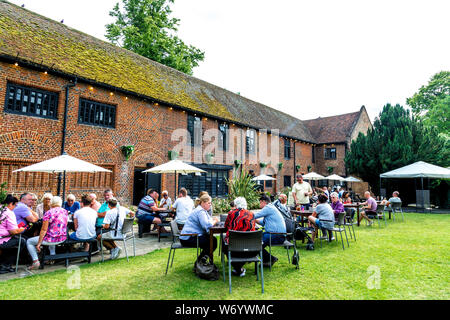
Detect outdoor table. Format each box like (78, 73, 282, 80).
(208, 225, 226, 263)
(290, 209, 314, 227)
(343, 203, 362, 226)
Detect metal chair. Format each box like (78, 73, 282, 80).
(344, 208, 356, 241)
(100, 218, 136, 262)
(165, 219, 199, 275)
(0, 234, 24, 273)
(332, 212, 350, 250)
(224, 230, 264, 294)
(367, 206, 387, 227)
(268, 232, 299, 271)
(390, 202, 404, 222)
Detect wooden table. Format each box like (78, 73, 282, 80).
(343, 203, 362, 226)
(290, 209, 314, 227)
(209, 225, 226, 263)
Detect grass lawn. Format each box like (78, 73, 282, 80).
(1, 212, 449, 300)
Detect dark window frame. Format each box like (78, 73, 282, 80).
(312, 146, 315, 163)
(78, 98, 116, 128)
(284, 139, 291, 159)
(218, 122, 228, 151)
(324, 147, 337, 160)
(284, 175, 291, 187)
(245, 129, 256, 154)
(187, 114, 202, 146)
(4, 82, 59, 119)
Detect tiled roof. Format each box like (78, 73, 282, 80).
(302, 110, 361, 144)
(0, 1, 315, 142)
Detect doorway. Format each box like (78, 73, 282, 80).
(132, 168, 161, 205)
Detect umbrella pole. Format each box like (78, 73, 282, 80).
(174, 170, 177, 200)
(62, 170, 66, 202)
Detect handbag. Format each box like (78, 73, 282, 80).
(194, 256, 219, 281)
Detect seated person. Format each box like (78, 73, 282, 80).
(159, 190, 172, 209)
(13, 193, 38, 238)
(382, 191, 402, 211)
(196, 191, 213, 216)
(273, 194, 295, 234)
(222, 197, 256, 277)
(63, 194, 81, 216)
(26, 196, 68, 270)
(0, 195, 26, 272)
(70, 194, 97, 251)
(330, 192, 345, 220)
(172, 188, 194, 225)
(359, 191, 377, 226)
(97, 198, 132, 260)
(307, 194, 335, 243)
(36, 193, 53, 219)
(179, 194, 219, 260)
(136, 189, 168, 234)
(89, 193, 101, 212)
(96, 189, 115, 234)
(342, 191, 356, 220)
(254, 194, 286, 267)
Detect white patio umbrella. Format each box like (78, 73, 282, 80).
(252, 174, 276, 191)
(142, 160, 206, 198)
(343, 176, 361, 191)
(325, 174, 345, 181)
(13, 152, 112, 200)
(301, 172, 325, 180)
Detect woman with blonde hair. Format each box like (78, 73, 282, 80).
(36, 193, 53, 219)
(180, 194, 219, 259)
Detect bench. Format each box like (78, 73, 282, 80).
(38, 238, 97, 269)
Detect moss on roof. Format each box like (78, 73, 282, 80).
(0, 0, 315, 142)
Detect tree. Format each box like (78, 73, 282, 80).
(105, 0, 205, 75)
(345, 104, 450, 193)
(407, 71, 450, 135)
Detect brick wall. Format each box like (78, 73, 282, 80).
(0, 61, 316, 203)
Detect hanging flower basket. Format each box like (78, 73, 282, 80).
(295, 164, 301, 172)
(307, 165, 312, 172)
(205, 153, 214, 163)
(121, 145, 134, 161)
(327, 166, 334, 174)
(260, 162, 268, 168)
(278, 162, 283, 171)
(168, 150, 179, 160)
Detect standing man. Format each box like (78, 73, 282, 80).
(292, 174, 313, 210)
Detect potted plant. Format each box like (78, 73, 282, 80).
(278, 162, 283, 171)
(121, 145, 134, 161)
(260, 162, 267, 168)
(307, 165, 312, 172)
(205, 152, 214, 163)
(168, 150, 179, 160)
(295, 164, 301, 172)
(327, 166, 334, 174)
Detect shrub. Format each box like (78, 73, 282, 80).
(0, 182, 7, 204)
(227, 167, 260, 210)
(212, 198, 231, 214)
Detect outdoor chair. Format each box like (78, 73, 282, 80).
(332, 212, 350, 250)
(268, 232, 299, 271)
(223, 230, 264, 294)
(100, 218, 136, 262)
(165, 219, 199, 275)
(390, 202, 405, 222)
(344, 208, 357, 241)
(366, 206, 387, 227)
(0, 234, 23, 273)
(39, 237, 97, 269)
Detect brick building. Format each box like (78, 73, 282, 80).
(0, 1, 372, 204)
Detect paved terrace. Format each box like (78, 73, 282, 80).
(0, 225, 172, 282)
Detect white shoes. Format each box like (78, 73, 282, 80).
(111, 247, 122, 259)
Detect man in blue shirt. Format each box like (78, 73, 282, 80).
(254, 194, 286, 267)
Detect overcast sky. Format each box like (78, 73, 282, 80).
(9, 0, 450, 121)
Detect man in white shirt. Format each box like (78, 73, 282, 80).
(98, 198, 133, 259)
(70, 194, 97, 252)
(173, 188, 194, 225)
(292, 174, 313, 210)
